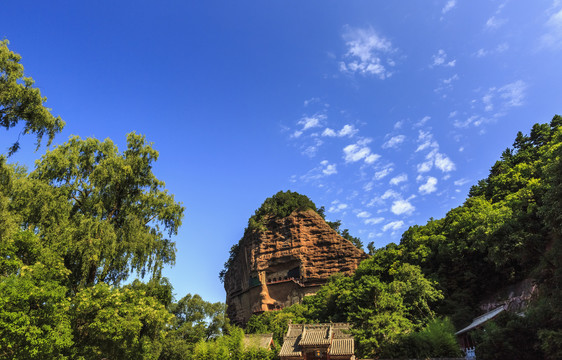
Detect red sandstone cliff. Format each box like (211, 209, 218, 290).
(224, 209, 368, 325)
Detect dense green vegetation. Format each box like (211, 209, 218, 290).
(245, 115, 562, 359)
(0, 40, 275, 360)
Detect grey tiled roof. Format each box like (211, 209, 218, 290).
(279, 323, 354, 358)
(330, 338, 354, 355)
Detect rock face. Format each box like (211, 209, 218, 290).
(224, 209, 368, 326)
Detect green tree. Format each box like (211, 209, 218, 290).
(0, 230, 73, 360)
(0, 40, 64, 155)
(30, 133, 184, 288)
(70, 283, 173, 360)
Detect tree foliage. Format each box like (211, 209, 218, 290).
(0, 40, 64, 155)
(29, 133, 184, 288)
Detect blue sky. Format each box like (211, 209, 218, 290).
(2, 1, 561, 303)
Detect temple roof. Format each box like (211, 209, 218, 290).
(279, 323, 354, 357)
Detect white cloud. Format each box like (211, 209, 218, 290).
(298, 114, 324, 130)
(381, 189, 401, 200)
(499, 80, 526, 107)
(454, 178, 470, 186)
(374, 164, 394, 179)
(343, 139, 380, 164)
(390, 174, 408, 186)
(357, 211, 371, 218)
(304, 97, 320, 107)
(328, 202, 348, 213)
(475, 43, 509, 58)
(391, 199, 415, 215)
(453, 115, 479, 128)
(417, 160, 433, 173)
(322, 124, 358, 138)
(416, 130, 438, 152)
(416, 116, 431, 127)
(486, 16, 507, 29)
(343, 143, 370, 162)
(365, 217, 384, 225)
(302, 138, 324, 157)
(476, 48, 488, 58)
(382, 135, 406, 149)
(339, 124, 358, 137)
(541, 7, 562, 49)
(340, 26, 395, 79)
(434, 74, 459, 93)
(394, 120, 404, 129)
(419, 176, 438, 194)
(322, 128, 337, 137)
(299, 159, 336, 181)
(434, 153, 456, 172)
(482, 80, 527, 113)
(496, 43, 509, 53)
(383, 220, 405, 232)
(415, 131, 455, 173)
(365, 154, 381, 164)
(442, 0, 456, 14)
(432, 49, 456, 67)
(320, 160, 337, 175)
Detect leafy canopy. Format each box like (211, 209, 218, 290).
(0, 40, 64, 155)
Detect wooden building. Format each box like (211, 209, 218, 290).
(279, 323, 355, 360)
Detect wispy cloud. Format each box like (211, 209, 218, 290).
(482, 80, 527, 112)
(383, 220, 405, 232)
(328, 200, 348, 213)
(374, 164, 394, 180)
(432, 49, 456, 67)
(304, 97, 320, 107)
(415, 116, 431, 127)
(357, 211, 371, 218)
(339, 26, 395, 79)
(293, 114, 326, 138)
(365, 217, 384, 225)
(434, 74, 459, 93)
(434, 152, 456, 172)
(486, 16, 507, 29)
(343, 139, 381, 164)
(419, 176, 438, 194)
(302, 138, 324, 157)
(390, 174, 408, 186)
(454, 178, 470, 186)
(391, 199, 415, 215)
(321, 160, 337, 175)
(322, 124, 358, 138)
(382, 135, 406, 149)
(475, 43, 509, 58)
(297, 159, 337, 181)
(541, 6, 562, 49)
(415, 131, 456, 173)
(442, 0, 457, 15)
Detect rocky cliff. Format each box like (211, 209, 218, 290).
(224, 208, 368, 325)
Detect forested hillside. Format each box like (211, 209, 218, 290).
(246, 115, 562, 359)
